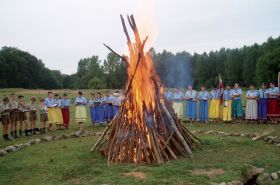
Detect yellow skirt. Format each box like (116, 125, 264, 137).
(54, 107, 63, 125)
(222, 100, 232, 121)
(47, 108, 55, 124)
(172, 102, 183, 119)
(75, 106, 87, 123)
(209, 99, 221, 119)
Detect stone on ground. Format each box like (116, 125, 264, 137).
(270, 172, 278, 180)
(240, 165, 264, 184)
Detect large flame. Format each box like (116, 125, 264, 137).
(121, 15, 164, 159)
(93, 14, 198, 164)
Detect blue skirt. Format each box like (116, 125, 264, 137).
(258, 98, 268, 120)
(186, 100, 197, 119)
(105, 104, 114, 121)
(90, 107, 96, 125)
(199, 100, 208, 122)
(95, 105, 105, 124)
(113, 105, 120, 117)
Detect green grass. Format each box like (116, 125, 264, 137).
(0, 89, 280, 185)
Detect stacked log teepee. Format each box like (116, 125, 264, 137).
(91, 15, 199, 164)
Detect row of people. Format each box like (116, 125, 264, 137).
(0, 91, 124, 141)
(166, 82, 280, 123)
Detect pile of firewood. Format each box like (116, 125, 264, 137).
(91, 14, 199, 164)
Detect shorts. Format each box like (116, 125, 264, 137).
(10, 112, 19, 123)
(40, 113, 48, 122)
(29, 111, 37, 121)
(19, 112, 27, 122)
(1, 115, 11, 125)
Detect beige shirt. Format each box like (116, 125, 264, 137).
(0, 103, 10, 116)
(10, 100, 18, 110)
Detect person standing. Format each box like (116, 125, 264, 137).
(95, 93, 105, 126)
(198, 85, 209, 123)
(113, 91, 123, 117)
(39, 99, 48, 134)
(45, 92, 55, 131)
(54, 94, 63, 129)
(185, 85, 197, 123)
(61, 94, 71, 129)
(0, 97, 12, 141)
(267, 82, 280, 124)
(89, 93, 96, 126)
(28, 96, 38, 135)
(222, 85, 233, 123)
(245, 84, 258, 122)
(105, 92, 115, 122)
(74, 91, 87, 132)
(18, 95, 30, 136)
(231, 83, 243, 122)
(172, 88, 185, 120)
(257, 83, 269, 122)
(10, 93, 19, 138)
(164, 88, 173, 102)
(209, 86, 222, 122)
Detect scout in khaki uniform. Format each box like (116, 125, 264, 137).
(10, 93, 19, 138)
(18, 95, 30, 136)
(39, 99, 48, 134)
(28, 96, 39, 135)
(0, 97, 12, 141)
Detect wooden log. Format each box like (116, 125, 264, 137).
(90, 118, 115, 151)
(103, 43, 129, 64)
(161, 102, 193, 158)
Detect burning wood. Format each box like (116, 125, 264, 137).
(91, 14, 199, 164)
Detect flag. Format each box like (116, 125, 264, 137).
(219, 74, 224, 104)
(219, 74, 224, 90)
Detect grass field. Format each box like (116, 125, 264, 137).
(0, 89, 280, 185)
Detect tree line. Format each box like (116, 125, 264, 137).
(0, 36, 279, 90)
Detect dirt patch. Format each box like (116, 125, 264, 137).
(189, 168, 225, 179)
(123, 171, 146, 180)
(68, 177, 81, 185)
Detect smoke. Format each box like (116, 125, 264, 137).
(154, 51, 193, 88)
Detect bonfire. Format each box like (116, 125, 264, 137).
(91, 15, 199, 164)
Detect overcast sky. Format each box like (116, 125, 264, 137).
(0, 0, 279, 74)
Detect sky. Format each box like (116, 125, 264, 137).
(0, 0, 280, 74)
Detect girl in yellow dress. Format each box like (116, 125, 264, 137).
(209, 87, 222, 122)
(222, 85, 233, 122)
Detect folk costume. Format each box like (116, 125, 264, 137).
(209, 89, 222, 119)
(53, 98, 63, 125)
(245, 90, 258, 120)
(267, 87, 280, 118)
(222, 89, 233, 122)
(258, 88, 269, 120)
(61, 98, 71, 128)
(74, 96, 87, 123)
(164, 91, 173, 102)
(45, 97, 55, 124)
(185, 90, 197, 120)
(172, 91, 184, 119)
(198, 91, 209, 123)
(231, 88, 243, 118)
(95, 98, 105, 125)
(105, 95, 115, 122)
(89, 99, 96, 126)
(113, 94, 124, 118)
